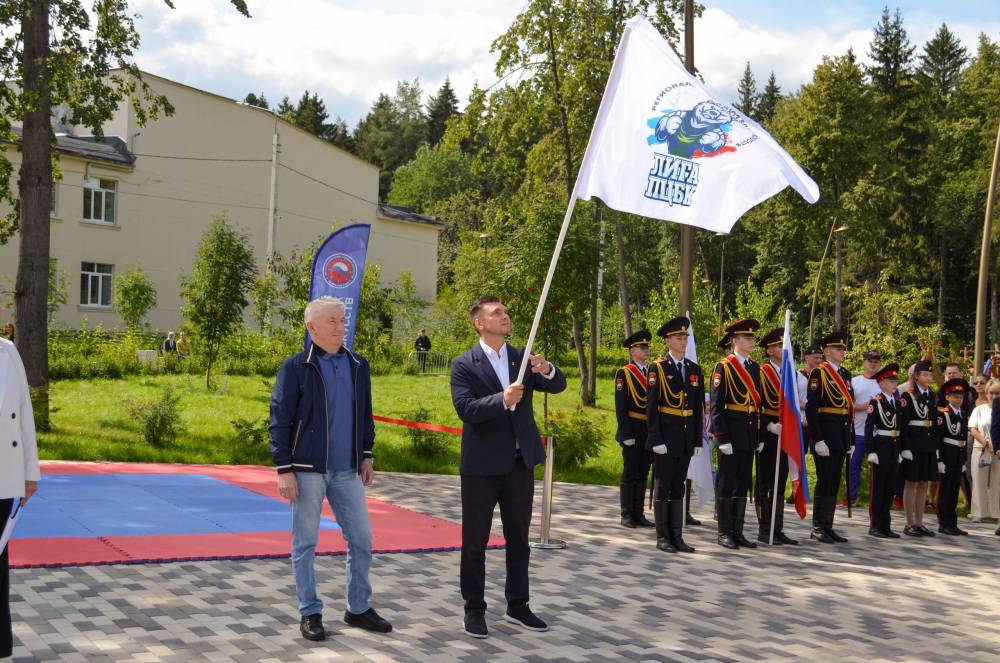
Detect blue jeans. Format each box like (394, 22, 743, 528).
(848, 434, 865, 502)
(292, 470, 372, 617)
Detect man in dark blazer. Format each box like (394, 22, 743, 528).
(450, 296, 567, 640)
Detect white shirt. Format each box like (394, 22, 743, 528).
(479, 338, 511, 390)
(851, 374, 881, 435)
(969, 403, 992, 449)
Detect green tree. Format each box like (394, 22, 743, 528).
(736, 61, 757, 117)
(327, 116, 356, 153)
(354, 93, 402, 198)
(0, 0, 249, 428)
(426, 77, 459, 145)
(387, 144, 476, 213)
(249, 271, 279, 333)
(288, 90, 331, 139)
(755, 71, 782, 125)
(243, 92, 269, 109)
(179, 216, 257, 387)
(113, 263, 158, 330)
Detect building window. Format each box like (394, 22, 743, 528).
(80, 262, 113, 307)
(83, 178, 116, 224)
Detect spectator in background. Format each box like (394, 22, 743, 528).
(176, 331, 191, 360)
(973, 375, 989, 408)
(162, 331, 177, 355)
(969, 379, 1000, 523)
(414, 328, 431, 373)
(848, 351, 883, 507)
(1, 322, 12, 343)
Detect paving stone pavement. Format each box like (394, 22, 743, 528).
(8, 472, 1000, 662)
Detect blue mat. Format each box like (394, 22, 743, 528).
(14, 474, 341, 539)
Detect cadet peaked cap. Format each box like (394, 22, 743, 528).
(873, 363, 900, 382)
(761, 327, 783, 348)
(914, 360, 933, 374)
(803, 345, 822, 356)
(725, 319, 760, 336)
(941, 377, 969, 396)
(819, 330, 849, 349)
(657, 316, 691, 338)
(622, 329, 652, 348)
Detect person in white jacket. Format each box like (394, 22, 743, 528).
(0, 336, 39, 659)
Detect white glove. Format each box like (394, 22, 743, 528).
(848, 446, 855, 455)
(898, 453, 904, 463)
(693, 446, 703, 457)
(937, 461, 947, 475)
(719, 443, 734, 455)
(868, 452, 878, 465)
(756, 442, 764, 453)
(962, 464, 967, 472)
(622, 438, 636, 446)
(766, 422, 782, 436)
(652, 444, 667, 455)
(901, 450, 914, 461)
(814, 441, 830, 457)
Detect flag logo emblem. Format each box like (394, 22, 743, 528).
(323, 254, 358, 288)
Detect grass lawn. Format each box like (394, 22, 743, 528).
(41, 372, 937, 510)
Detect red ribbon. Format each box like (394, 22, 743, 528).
(373, 415, 463, 435)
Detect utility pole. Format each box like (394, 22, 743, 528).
(678, 0, 695, 317)
(974, 120, 1000, 375)
(266, 110, 280, 265)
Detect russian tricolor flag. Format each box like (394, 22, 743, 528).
(778, 310, 810, 518)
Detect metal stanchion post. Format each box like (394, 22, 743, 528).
(530, 435, 567, 550)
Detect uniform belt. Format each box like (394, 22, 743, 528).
(658, 406, 694, 417)
(724, 404, 756, 414)
(907, 420, 932, 428)
(628, 411, 648, 421)
(818, 406, 849, 415)
(762, 407, 779, 417)
(943, 437, 965, 447)
(875, 429, 899, 438)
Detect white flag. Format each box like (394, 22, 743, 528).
(684, 311, 715, 505)
(574, 15, 819, 233)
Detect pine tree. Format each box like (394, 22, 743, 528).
(291, 90, 331, 138)
(328, 116, 355, 153)
(755, 71, 782, 125)
(353, 93, 402, 199)
(918, 23, 968, 112)
(243, 92, 269, 109)
(426, 77, 459, 145)
(276, 96, 295, 124)
(736, 61, 757, 118)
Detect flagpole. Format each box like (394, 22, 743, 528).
(769, 310, 791, 545)
(678, 0, 696, 316)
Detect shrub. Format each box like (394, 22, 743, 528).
(127, 386, 185, 447)
(232, 416, 270, 446)
(545, 407, 604, 470)
(403, 405, 451, 457)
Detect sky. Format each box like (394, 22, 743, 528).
(128, 0, 1000, 127)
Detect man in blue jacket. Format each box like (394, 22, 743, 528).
(270, 296, 392, 642)
(450, 296, 566, 639)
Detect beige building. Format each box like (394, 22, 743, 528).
(0, 72, 441, 332)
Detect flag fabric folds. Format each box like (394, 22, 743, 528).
(306, 223, 371, 351)
(573, 14, 819, 234)
(779, 310, 810, 518)
(684, 312, 715, 505)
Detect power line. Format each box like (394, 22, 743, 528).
(133, 153, 270, 162)
(278, 163, 381, 208)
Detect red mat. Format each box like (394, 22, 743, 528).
(10, 462, 503, 568)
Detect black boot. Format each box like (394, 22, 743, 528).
(685, 481, 702, 525)
(770, 495, 798, 545)
(811, 496, 835, 543)
(717, 498, 738, 549)
(654, 500, 677, 552)
(827, 498, 848, 543)
(633, 483, 655, 528)
(620, 483, 636, 528)
(733, 497, 757, 548)
(668, 499, 695, 553)
(757, 494, 773, 544)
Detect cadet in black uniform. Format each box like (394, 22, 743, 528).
(614, 330, 655, 529)
(646, 317, 704, 553)
(805, 330, 854, 544)
(899, 361, 938, 537)
(710, 319, 761, 550)
(864, 363, 902, 538)
(936, 378, 970, 536)
(755, 327, 797, 545)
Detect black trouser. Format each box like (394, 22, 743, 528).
(653, 453, 691, 500)
(756, 439, 788, 532)
(1, 498, 13, 658)
(869, 445, 899, 532)
(813, 450, 847, 497)
(717, 449, 753, 498)
(621, 444, 653, 491)
(460, 457, 534, 615)
(937, 462, 962, 529)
